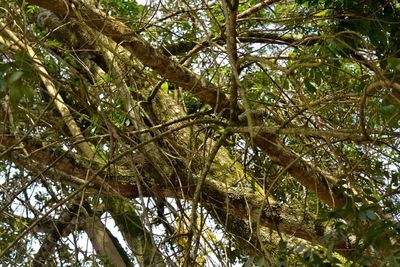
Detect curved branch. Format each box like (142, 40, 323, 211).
(0, 130, 346, 256)
(0, 22, 98, 161)
(360, 80, 400, 139)
(33, 205, 80, 266)
(25, 0, 349, 210)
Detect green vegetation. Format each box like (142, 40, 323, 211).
(0, 0, 399, 265)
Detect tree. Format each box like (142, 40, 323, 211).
(0, 0, 399, 265)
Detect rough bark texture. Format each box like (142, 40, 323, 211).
(3, 0, 397, 265)
(26, 0, 348, 208)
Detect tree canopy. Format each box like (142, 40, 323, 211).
(0, 0, 400, 266)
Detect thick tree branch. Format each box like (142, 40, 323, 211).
(0, 130, 345, 254)
(27, 0, 232, 116)
(26, 0, 350, 209)
(84, 216, 132, 267)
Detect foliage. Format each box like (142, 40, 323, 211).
(0, 0, 400, 266)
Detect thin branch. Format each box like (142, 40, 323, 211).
(359, 80, 400, 139)
(25, 0, 352, 209)
(0, 22, 99, 162)
(185, 132, 228, 266)
(237, 0, 281, 19)
(33, 205, 80, 266)
(227, 126, 399, 142)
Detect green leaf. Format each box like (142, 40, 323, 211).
(378, 104, 400, 127)
(392, 173, 399, 186)
(296, 0, 308, 5)
(26, 4, 37, 14)
(304, 79, 317, 94)
(303, 249, 312, 261)
(90, 127, 97, 135)
(366, 210, 377, 220)
(0, 63, 11, 75)
(363, 187, 372, 194)
(0, 78, 7, 94)
(324, 0, 333, 7)
(24, 86, 35, 102)
(45, 40, 62, 48)
(279, 240, 287, 251)
(161, 82, 168, 93)
(255, 257, 267, 266)
(200, 103, 211, 112)
(8, 71, 23, 84)
(358, 211, 366, 221)
(8, 81, 23, 108)
(387, 58, 400, 71)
